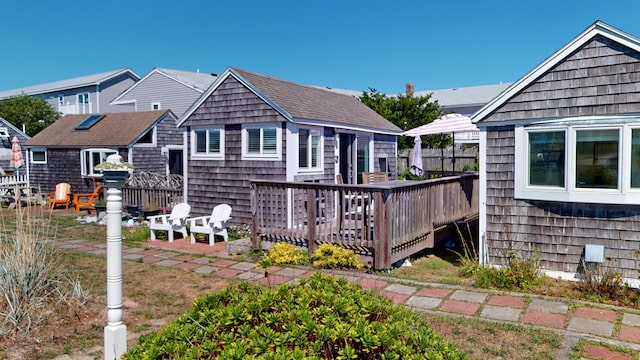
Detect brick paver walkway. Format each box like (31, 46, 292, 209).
(56, 236, 640, 359)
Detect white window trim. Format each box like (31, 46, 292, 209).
(151, 102, 161, 110)
(0, 128, 9, 139)
(241, 123, 282, 161)
(30, 148, 47, 164)
(80, 148, 118, 177)
(515, 119, 640, 205)
(297, 125, 324, 174)
(77, 93, 89, 104)
(190, 126, 224, 160)
(133, 127, 157, 148)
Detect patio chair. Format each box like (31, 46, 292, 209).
(72, 184, 103, 212)
(148, 202, 191, 242)
(47, 183, 72, 209)
(189, 204, 232, 245)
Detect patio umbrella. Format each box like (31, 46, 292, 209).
(10, 136, 24, 175)
(402, 113, 478, 175)
(409, 136, 423, 177)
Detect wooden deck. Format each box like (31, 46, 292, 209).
(250, 173, 479, 270)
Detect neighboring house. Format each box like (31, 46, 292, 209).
(178, 67, 403, 224)
(0, 117, 30, 173)
(472, 21, 640, 285)
(316, 82, 511, 144)
(24, 110, 181, 194)
(0, 69, 140, 115)
(110, 67, 218, 117)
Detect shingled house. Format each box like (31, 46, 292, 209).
(25, 110, 181, 194)
(178, 67, 402, 223)
(473, 21, 640, 286)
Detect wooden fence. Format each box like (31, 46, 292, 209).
(398, 146, 479, 174)
(250, 173, 479, 269)
(121, 187, 183, 210)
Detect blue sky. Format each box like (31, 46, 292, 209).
(2, 1, 640, 94)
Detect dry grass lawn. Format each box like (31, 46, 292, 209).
(0, 208, 603, 359)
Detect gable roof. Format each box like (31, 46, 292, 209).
(110, 67, 217, 104)
(472, 20, 640, 124)
(0, 117, 30, 141)
(25, 110, 174, 148)
(179, 67, 402, 134)
(0, 69, 140, 99)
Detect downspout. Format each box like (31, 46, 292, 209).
(478, 128, 487, 266)
(183, 128, 188, 203)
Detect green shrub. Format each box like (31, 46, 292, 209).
(263, 242, 309, 265)
(475, 251, 541, 291)
(124, 273, 467, 359)
(311, 244, 363, 269)
(123, 224, 150, 244)
(578, 260, 625, 301)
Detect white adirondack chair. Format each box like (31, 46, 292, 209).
(189, 204, 232, 246)
(148, 203, 191, 242)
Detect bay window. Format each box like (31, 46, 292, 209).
(515, 119, 640, 204)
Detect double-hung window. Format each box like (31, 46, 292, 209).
(80, 148, 118, 177)
(191, 126, 224, 159)
(515, 118, 640, 204)
(242, 124, 281, 160)
(298, 127, 322, 170)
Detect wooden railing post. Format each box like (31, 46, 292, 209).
(373, 190, 390, 270)
(250, 183, 260, 250)
(307, 190, 317, 255)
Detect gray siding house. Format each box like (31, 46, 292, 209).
(473, 21, 640, 286)
(25, 110, 181, 194)
(178, 67, 402, 224)
(0, 69, 140, 115)
(110, 67, 218, 117)
(0, 118, 30, 173)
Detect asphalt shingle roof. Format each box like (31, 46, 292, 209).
(25, 110, 171, 148)
(232, 68, 402, 133)
(156, 68, 217, 93)
(0, 69, 140, 99)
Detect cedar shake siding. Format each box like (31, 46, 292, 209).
(26, 111, 179, 194)
(479, 24, 640, 280)
(184, 77, 287, 224)
(180, 68, 401, 224)
(485, 126, 640, 279)
(486, 36, 640, 122)
(374, 134, 397, 174)
(29, 148, 128, 194)
(131, 115, 183, 173)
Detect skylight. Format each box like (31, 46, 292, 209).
(75, 114, 104, 130)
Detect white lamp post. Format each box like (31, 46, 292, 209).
(97, 154, 132, 360)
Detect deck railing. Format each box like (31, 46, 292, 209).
(250, 173, 478, 269)
(0, 174, 28, 188)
